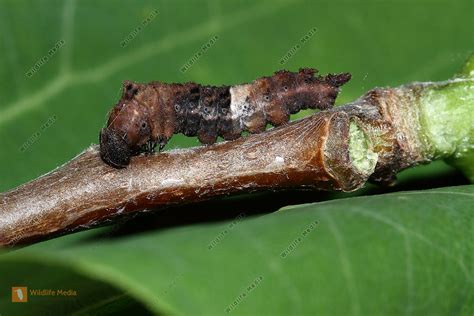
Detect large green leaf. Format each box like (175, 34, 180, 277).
(0, 185, 473, 315)
(0, 0, 473, 314)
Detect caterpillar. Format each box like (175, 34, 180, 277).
(99, 68, 351, 168)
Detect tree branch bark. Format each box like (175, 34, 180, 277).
(1, 75, 472, 247)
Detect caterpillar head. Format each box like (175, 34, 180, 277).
(100, 82, 153, 168)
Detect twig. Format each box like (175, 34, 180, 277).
(1, 60, 473, 247)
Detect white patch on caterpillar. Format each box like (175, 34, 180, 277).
(230, 84, 252, 129)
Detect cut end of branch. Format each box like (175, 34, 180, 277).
(348, 121, 378, 176)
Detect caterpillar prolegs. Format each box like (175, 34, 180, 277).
(99, 68, 351, 168)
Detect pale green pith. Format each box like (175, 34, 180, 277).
(417, 54, 474, 182)
(419, 79, 474, 159)
(348, 121, 378, 175)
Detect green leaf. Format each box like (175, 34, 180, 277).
(0, 185, 473, 315)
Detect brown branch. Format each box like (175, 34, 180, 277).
(0, 85, 435, 247)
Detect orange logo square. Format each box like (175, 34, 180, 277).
(12, 287, 28, 303)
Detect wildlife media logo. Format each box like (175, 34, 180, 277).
(11, 287, 28, 303)
(11, 286, 78, 303)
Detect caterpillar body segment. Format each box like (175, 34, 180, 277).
(99, 68, 351, 167)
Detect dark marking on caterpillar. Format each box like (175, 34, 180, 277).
(99, 68, 351, 168)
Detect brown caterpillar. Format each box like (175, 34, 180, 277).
(99, 68, 351, 168)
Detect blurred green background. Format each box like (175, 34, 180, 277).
(0, 0, 473, 315)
